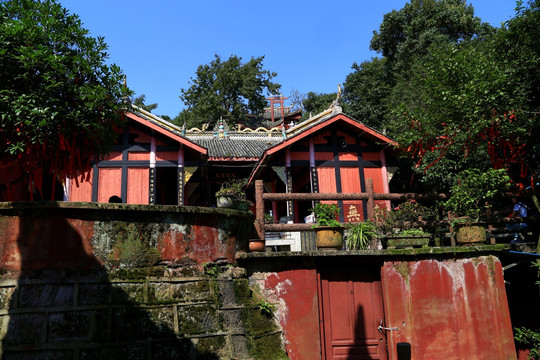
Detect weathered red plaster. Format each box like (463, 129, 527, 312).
(0, 203, 250, 271)
(381, 257, 516, 360)
(264, 269, 321, 360)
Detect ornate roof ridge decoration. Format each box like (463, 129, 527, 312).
(130, 104, 185, 135)
(186, 123, 211, 133)
(185, 126, 283, 137)
(213, 118, 230, 139)
(285, 84, 343, 137)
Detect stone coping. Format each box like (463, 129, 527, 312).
(236, 244, 512, 259)
(0, 201, 253, 218)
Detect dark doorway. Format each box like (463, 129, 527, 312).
(156, 167, 177, 205)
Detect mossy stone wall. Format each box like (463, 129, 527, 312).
(0, 265, 288, 360)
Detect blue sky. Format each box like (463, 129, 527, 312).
(58, 0, 517, 118)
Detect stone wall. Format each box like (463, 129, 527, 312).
(0, 265, 288, 359)
(0, 202, 287, 359)
(0, 201, 254, 271)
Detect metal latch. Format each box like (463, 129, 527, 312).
(378, 320, 399, 333)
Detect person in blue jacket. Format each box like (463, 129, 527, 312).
(507, 197, 529, 244)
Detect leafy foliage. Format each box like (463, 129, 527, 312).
(178, 54, 280, 128)
(444, 168, 510, 221)
(345, 221, 376, 250)
(397, 228, 431, 237)
(343, 57, 392, 130)
(344, 0, 490, 135)
(310, 203, 341, 228)
(514, 260, 540, 360)
(256, 300, 274, 317)
(301, 91, 336, 119)
(215, 179, 247, 201)
(515, 326, 540, 360)
(370, 0, 490, 75)
(0, 0, 129, 196)
(132, 94, 157, 113)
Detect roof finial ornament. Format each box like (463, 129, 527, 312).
(121, 75, 131, 104)
(329, 84, 343, 114)
(213, 116, 229, 139)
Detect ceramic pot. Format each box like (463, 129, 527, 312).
(315, 227, 344, 250)
(216, 195, 236, 209)
(235, 201, 251, 211)
(248, 239, 265, 252)
(456, 224, 486, 245)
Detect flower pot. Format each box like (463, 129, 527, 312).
(235, 201, 251, 211)
(216, 195, 236, 209)
(315, 227, 344, 251)
(455, 224, 486, 245)
(385, 236, 430, 249)
(248, 239, 265, 252)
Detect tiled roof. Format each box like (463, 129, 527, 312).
(188, 134, 283, 159)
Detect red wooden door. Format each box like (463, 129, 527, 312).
(320, 267, 387, 360)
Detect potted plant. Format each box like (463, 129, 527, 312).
(386, 228, 432, 249)
(310, 203, 344, 250)
(444, 168, 510, 244)
(215, 179, 249, 209)
(345, 221, 376, 250)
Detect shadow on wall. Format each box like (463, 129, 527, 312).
(0, 203, 213, 360)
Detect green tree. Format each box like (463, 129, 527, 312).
(343, 0, 491, 134)
(390, 23, 539, 204)
(133, 94, 158, 113)
(370, 0, 491, 75)
(178, 54, 281, 128)
(343, 57, 392, 130)
(301, 91, 337, 119)
(0, 0, 128, 198)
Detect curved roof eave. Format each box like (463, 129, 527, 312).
(125, 110, 207, 155)
(247, 113, 398, 185)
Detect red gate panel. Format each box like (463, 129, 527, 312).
(381, 257, 516, 360)
(320, 267, 387, 360)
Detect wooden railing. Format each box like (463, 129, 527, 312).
(254, 179, 535, 248)
(254, 179, 449, 242)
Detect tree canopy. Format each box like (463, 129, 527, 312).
(0, 0, 128, 199)
(177, 54, 281, 128)
(341, 0, 540, 198)
(370, 0, 539, 213)
(343, 0, 492, 134)
(301, 92, 337, 119)
(133, 94, 158, 113)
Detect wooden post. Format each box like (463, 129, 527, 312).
(486, 201, 496, 244)
(255, 180, 265, 240)
(366, 178, 375, 220)
(448, 211, 456, 247)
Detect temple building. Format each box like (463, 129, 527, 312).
(68, 99, 399, 223)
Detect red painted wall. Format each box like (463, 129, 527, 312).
(260, 269, 322, 360)
(247, 256, 517, 360)
(0, 203, 251, 271)
(381, 257, 516, 360)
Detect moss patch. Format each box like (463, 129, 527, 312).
(178, 304, 220, 335)
(248, 333, 288, 360)
(192, 336, 227, 360)
(232, 279, 252, 306)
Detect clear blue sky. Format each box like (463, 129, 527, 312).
(58, 0, 517, 119)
